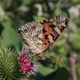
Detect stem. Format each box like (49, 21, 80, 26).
(68, 54, 78, 80)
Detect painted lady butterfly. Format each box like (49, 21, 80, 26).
(18, 15, 68, 59)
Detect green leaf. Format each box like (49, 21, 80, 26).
(69, 31, 80, 51)
(22, 0, 32, 5)
(70, 0, 80, 4)
(1, 18, 22, 51)
(0, 0, 12, 8)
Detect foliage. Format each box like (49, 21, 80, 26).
(0, 0, 80, 80)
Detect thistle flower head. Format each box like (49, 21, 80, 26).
(18, 47, 37, 76)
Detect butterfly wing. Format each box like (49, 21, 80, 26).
(18, 22, 48, 55)
(42, 15, 68, 45)
(18, 15, 68, 59)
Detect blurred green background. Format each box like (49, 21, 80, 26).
(0, 0, 80, 80)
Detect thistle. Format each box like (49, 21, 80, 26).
(0, 45, 19, 80)
(18, 47, 37, 76)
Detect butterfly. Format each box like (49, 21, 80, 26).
(18, 15, 68, 60)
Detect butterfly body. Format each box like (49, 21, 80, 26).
(18, 15, 68, 59)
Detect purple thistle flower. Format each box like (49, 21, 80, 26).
(18, 47, 37, 75)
